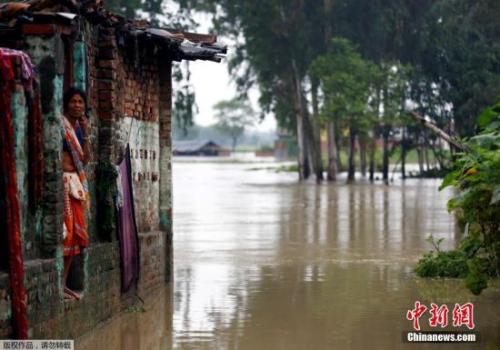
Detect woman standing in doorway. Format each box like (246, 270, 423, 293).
(62, 87, 90, 300)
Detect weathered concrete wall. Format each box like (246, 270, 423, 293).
(158, 63, 173, 281)
(0, 18, 173, 339)
(23, 34, 66, 259)
(128, 120, 160, 232)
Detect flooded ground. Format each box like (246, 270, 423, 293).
(78, 161, 500, 350)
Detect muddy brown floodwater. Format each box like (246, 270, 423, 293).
(78, 161, 500, 350)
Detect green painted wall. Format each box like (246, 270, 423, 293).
(73, 40, 87, 91)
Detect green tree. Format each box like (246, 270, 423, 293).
(312, 38, 378, 181)
(104, 0, 141, 18)
(178, 0, 327, 181)
(213, 97, 255, 151)
(416, 0, 500, 137)
(177, 0, 499, 181)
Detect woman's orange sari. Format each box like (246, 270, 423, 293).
(63, 116, 89, 256)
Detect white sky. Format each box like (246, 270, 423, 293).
(187, 62, 276, 132)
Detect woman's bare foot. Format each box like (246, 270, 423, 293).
(64, 290, 75, 300)
(64, 287, 83, 301)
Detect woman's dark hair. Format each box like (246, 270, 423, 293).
(63, 87, 88, 114)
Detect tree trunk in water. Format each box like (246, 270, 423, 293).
(382, 126, 390, 185)
(359, 136, 367, 177)
(327, 121, 338, 181)
(423, 131, 430, 172)
(291, 61, 309, 180)
(401, 128, 406, 180)
(335, 122, 343, 171)
(381, 82, 390, 185)
(424, 148, 430, 172)
(348, 126, 356, 181)
(324, 0, 335, 180)
(430, 138, 445, 170)
(417, 133, 424, 175)
(309, 78, 323, 182)
(303, 114, 321, 182)
(369, 129, 376, 182)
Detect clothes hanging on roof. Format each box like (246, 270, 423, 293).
(0, 47, 30, 339)
(116, 144, 140, 293)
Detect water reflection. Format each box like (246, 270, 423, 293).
(77, 286, 173, 350)
(77, 162, 500, 349)
(172, 163, 499, 349)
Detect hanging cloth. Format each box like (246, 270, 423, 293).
(0, 48, 30, 339)
(116, 144, 140, 292)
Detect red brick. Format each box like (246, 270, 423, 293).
(99, 90, 113, 100)
(99, 100, 113, 110)
(97, 69, 115, 79)
(98, 60, 116, 69)
(98, 81, 113, 90)
(99, 27, 115, 35)
(99, 111, 113, 121)
(22, 24, 56, 35)
(99, 48, 117, 59)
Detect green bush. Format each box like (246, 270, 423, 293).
(415, 102, 500, 295)
(415, 250, 469, 278)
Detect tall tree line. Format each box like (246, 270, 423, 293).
(113, 0, 500, 182)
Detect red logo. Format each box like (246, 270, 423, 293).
(452, 303, 475, 330)
(406, 302, 475, 330)
(406, 301, 427, 331)
(429, 303, 449, 328)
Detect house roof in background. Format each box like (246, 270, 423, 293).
(173, 140, 222, 152)
(0, 0, 227, 62)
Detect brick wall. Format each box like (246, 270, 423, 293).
(0, 273, 12, 338)
(115, 41, 161, 232)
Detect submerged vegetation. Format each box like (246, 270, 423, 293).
(416, 102, 500, 294)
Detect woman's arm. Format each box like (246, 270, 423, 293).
(62, 151, 77, 172)
(79, 117, 91, 165)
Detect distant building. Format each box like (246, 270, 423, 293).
(173, 140, 230, 156)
